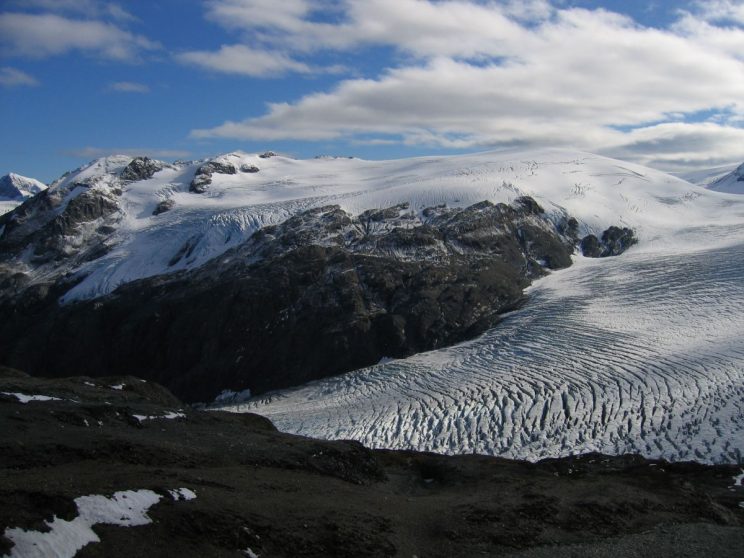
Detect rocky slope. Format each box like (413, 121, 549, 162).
(0, 191, 635, 402)
(0, 149, 740, 404)
(2, 368, 743, 558)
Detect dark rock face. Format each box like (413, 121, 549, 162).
(0, 185, 120, 271)
(120, 157, 164, 182)
(189, 161, 237, 193)
(259, 151, 277, 158)
(581, 226, 637, 258)
(152, 198, 175, 216)
(240, 164, 260, 173)
(0, 198, 578, 403)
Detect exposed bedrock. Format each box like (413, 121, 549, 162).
(119, 157, 166, 183)
(0, 198, 633, 402)
(189, 161, 239, 193)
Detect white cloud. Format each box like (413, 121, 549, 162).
(202, 0, 535, 58)
(11, 0, 138, 22)
(177, 44, 315, 77)
(108, 81, 150, 93)
(692, 0, 744, 25)
(65, 147, 191, 159)
(191, 3, 744, 168)
(0, 12, 158, 61)
(0, 66, 39, 87)
(605, 122, 744, 170)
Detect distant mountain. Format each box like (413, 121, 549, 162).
(678, 162, 744, 193)
(0, 149, 713, 304)
(0, 172, 47, 215)
(705, 163, 744, 194)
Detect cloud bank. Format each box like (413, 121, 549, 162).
(188, 0, 744, 169)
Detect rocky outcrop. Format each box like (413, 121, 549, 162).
(152, 198, 175, 216)
(1, 368, 743, 558)
(189, 161, 238, 193)
(119, 157, 165, 182)
(0, 186, 120, 269)
(0, 198, 581, 402)
(580, 226, 637, 257)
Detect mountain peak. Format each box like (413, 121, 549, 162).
(706, 161, 744, 194)
(0, 172, 47, 201)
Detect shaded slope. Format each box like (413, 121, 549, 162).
(0, 198, 595, 402)
(1, 369, 743, 558)
(226, 226, 744, 464)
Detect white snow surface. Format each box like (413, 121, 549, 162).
(39, 148, 744, 302)
(168, 488, 197, 501)
(1, 392, 63, 404)
(3, 489, 162, 558)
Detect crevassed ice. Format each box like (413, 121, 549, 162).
(226, 226, 744, 464)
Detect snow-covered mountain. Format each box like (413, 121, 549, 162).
(0, 173, 46, 215)
(3, 148, 744, 465)
(678, 162, 744, 194)
(1, 148, 739, 303)
(705, 163, 744, 194)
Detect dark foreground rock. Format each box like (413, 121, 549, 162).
(0, 198, 583, 403)
(1, 369, 742, 558)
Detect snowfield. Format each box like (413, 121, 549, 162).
(25, 148, 741, 302)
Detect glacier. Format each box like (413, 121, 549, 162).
(222, 228, 744, 464)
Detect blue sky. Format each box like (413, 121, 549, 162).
(1, 0, 744, 183)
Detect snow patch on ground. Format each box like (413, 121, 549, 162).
(168, 488, 197, 501)
(732, 470, 744, 488)
(1, 392, 63, 404)
(132, 411, 186, 422)
(3, 490, 161, 558)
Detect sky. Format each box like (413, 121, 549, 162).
(1, 0, 744, 183)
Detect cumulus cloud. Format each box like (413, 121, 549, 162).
(190, 1, 744, 168)
(202, 0, 535, 58)
(108, 81, 150, 93)
(0, 66, 39, 87)
(692, 0, 744, 25)
(177, 44, 316, 77)
(0, 12, 158, 61)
